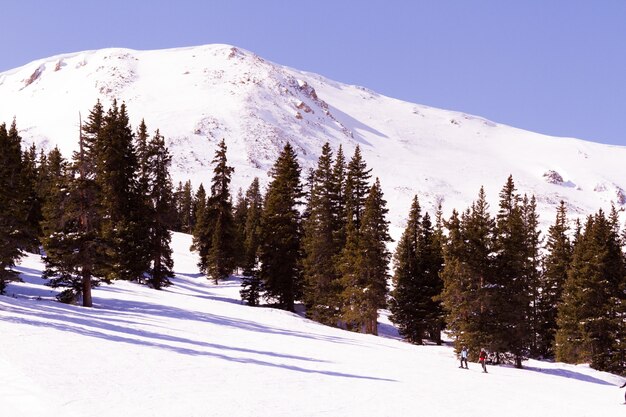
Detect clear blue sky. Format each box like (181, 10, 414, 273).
(2, 1, 625, 145)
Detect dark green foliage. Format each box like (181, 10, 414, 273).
(536, 200, 571, 358)
(258, 143, 304, 311)
(97, 101, 150, 281)
(339, 178, 391, 334)
(490, 176, 533, 367)
(0, 121, 34, 293)
(239, 178, 264, 306)
(439, 187, 495, 356)
(390, 196, 444, 344)
(204, 139, 236, 283)
(143, 130, 175, 290)
(191, 183, 209, 272)
(344, 145, 371, 232)
(302, 143, 344, 325)
(41, 119, 107, 307)
(232, 188, 248, 269)
(556, 209, 626, 373)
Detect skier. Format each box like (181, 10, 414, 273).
(459, 346, 468, 369)
(479, 348, 488, 373)
(621, 381, 626, 403)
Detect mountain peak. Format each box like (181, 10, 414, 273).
(2, 45, 626, 236)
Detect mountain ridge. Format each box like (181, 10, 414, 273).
(1, 44, 625, 235)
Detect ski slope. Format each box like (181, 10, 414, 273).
(1, 232, 624, 417)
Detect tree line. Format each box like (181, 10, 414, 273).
(1, 101, 624, 374)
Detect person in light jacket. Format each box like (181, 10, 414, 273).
(459, 346, 468, 369)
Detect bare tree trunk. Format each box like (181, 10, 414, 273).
(82, 268, 93, 308)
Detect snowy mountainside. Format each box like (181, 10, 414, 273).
(2, 44, 626, 234)
(1, 232, 625, 417)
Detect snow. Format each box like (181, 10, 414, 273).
(2, 44, 626, 244)
(1, 232, 625, 417)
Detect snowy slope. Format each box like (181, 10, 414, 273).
(2, 44, 626, 238)
(1, 232, 625, 417)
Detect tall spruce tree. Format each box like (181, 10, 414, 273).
(97, 101, 149, 281)
(302, 143, 344, 325)
(538, 200, 571, 358)
(556, 210, 626, 372)
(239, 177, 264, 306)
(42, 120, 108, 306)
(203, 139, 236, 283)
(191, 183, 209, 272)
(339, 178, 391, 335)
(390, 196, 424, 342)
(0, 121, 33, 293)
(522, 194, 543, 358)
(344, 145, 371, 232)
(144, 130, 175, 289)
(258, 143, 304, 311)
(439, 187, 495, 357)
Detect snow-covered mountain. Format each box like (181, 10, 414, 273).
(2, 44, 626, 235)
(2, 233, 625, 417)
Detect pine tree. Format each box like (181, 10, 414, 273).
(339, 178, 391, 334)
(344, 145, 371, 232)
(0, 121, 32, 293)
(258, 143, 304, 311)
(239, 177, 264, 306)
(42, 121, 107, 306)
(303, 143, 343, 325)
(390, 196, 423, 342)
(233, 188, 248, 271)
(522, 194, 543, 358)
(439, 187, 495, 356)
(144, 130, 175, 289)
(97, 101, 149, 281)
(556, 210, 626, 372)
(537, 200, 571, 358)
(203, 139, 236, 283)
(191, 183, 209, 272)
(491, 176, 531, 368)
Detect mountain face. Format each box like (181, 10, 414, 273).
(1, 44, 625, 235)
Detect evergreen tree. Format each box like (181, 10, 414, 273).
(0, 121, 32, 293)
(42, 122, 107, 306)
(439, 187, 495, 357)
(239, 177, 264, 306)
(344, 145, 371, 232)
(191, 183, 209, 272)
(390, 196, 423, 342)
(491, 176, 532, 367)
(258, 143, 304, 311)
(233, 188, 248, 271)
(556, 210, 626, 372)
(204, 139, 236, 283)
(537, 200, 571, 358)
(179, 180, 194, 233)
(97, 101, 149, 281)
(302, 143, 343, 325)
(522, 194, 543, 358)
(339, 178, 391, 334)
(144, 130, 175, 289)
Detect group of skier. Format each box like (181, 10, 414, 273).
(459, 346, 626, 403)
(458, 346, 488, 373)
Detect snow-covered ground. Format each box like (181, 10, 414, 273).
(1, 232, 624, 417)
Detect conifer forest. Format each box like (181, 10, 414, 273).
(1, 101, 625, 376)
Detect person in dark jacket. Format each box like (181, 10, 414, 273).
(479, 348, 488, 373)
